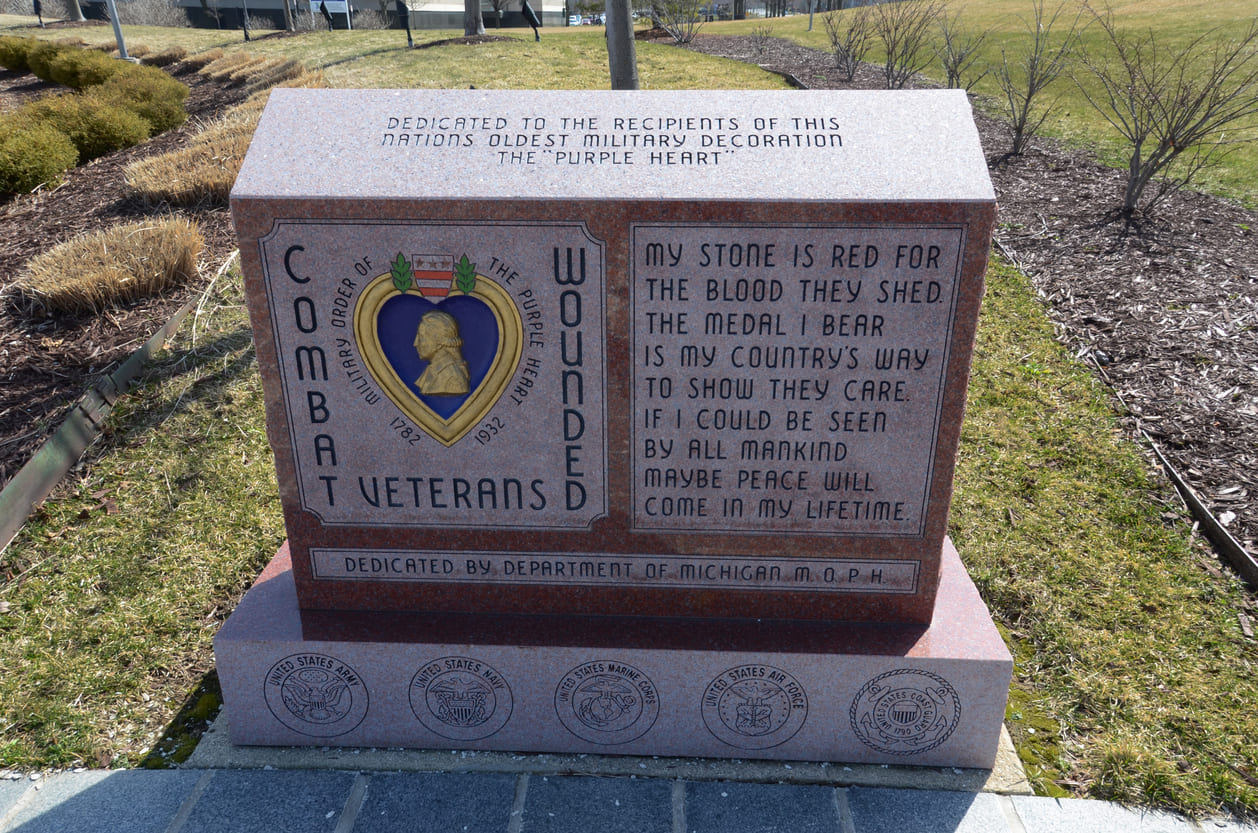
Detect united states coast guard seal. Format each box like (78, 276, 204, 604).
(849, 668, 960, 755)
(554, 660, 659, 745)
(409, 655, 513, 740)
(701, 664, 807, 750)
(264, 653, 369, 738)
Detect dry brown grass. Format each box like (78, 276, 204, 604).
(179, 48, 224, 71)
(143, 46, 189, 68)
(13, 217, 203, 315)
(126, 63, 326, 208)
(199, 52, 263, 82)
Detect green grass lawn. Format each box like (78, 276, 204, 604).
(705, 0, 1258, 207)
(1, 4, 1257, 817)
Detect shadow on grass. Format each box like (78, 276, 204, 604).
(98, 325, 259, 443)
(138, 669, 224, 769)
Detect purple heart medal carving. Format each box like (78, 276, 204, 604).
(354, 253, 523, 447)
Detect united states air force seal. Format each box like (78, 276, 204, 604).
(702, 664, 808, 750)
(264, 653, 369, 738)
(554, 660, 659, 745)
(409, 655, 513, 740)
(849, 668, 960, 755)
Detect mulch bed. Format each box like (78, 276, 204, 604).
(0, 61, 252, 485)
(0, 32, 1254, 569)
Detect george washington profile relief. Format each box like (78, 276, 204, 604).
(413, 310, 470, 396)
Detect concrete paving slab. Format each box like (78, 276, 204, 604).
(1, 770, 199, 833)
(188, 710, 1031, 795)
(846, 786, 1011, 833)
(521, 774, 673, 833)
(685, 781, 840, 833)
(177, 769, 356, 833)
(1011, 795, 1201, 833)
(351, 771, 515, 833)
(0, 778, 31, 824)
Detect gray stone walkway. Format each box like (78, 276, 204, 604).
(2, 768, 1255, 833)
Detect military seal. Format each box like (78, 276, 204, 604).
(701, 664, 807, 750)
(263, 653, 369, 738)
(849, 668, 960, 755)
(554, 660, 659, 745)
(409, 655, 513, 740)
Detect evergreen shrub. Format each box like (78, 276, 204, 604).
(0, 116, 78, 198)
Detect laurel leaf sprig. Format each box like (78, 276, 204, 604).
(390, 252, 413, 293)
(455, 254, 477, 294)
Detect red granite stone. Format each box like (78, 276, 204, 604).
(230, 89, 996, 625)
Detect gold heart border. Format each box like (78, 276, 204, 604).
(353, 272, 523, 447)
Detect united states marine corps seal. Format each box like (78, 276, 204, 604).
(701, 664, 807, 750)
(264, 653, 369, 738)
(554, 660, 659, 745)
(849, 668, 960, 756)
(409, 655, 513, 740)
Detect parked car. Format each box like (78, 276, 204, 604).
(568, 14, 580, 24)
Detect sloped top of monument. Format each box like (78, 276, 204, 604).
(232, 88, 994, 203)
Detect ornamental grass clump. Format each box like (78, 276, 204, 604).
(126, 67, 324, 207)
(13, 218, 203, 316)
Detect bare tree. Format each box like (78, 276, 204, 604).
(994, 0, 1081, 156)
(62, 0, 87, 22)
(870, 0, 945, 89)
(934, 9, 988, 90)
(117, 0, 190, 26)
(1075, 9, 1258, 218)
(822, 5, 872, 82)
(654, 0, 703, 43)
(750, 22, 774, 56)
(464, 0, 485, 35)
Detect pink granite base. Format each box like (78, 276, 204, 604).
(214, 538, 1011, 768)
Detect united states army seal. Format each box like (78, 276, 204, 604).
(701, 664, 807, 750)
(849, 668, 960, 755)
(264, 653, 369, 738)
(554, 660, 659, 745)
(409, 655, 513, 740)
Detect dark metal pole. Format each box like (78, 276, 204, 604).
(396, 0, 413, 47)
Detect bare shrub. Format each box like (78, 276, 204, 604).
(14, 217, 203, 315)
(934, 8, 988, 90)
(351, 8, 390, 29)
(750, 23, 774, 56)
(870, 0, 945, 89)
(995, 0, 1082, 156)
(1075, 8, 1258, 218)
(291, 8, 325, 31)
(245, 14, 278, 31)
(116, 0, 190, 27)
(822, 6, 871, 82)
(653, 0, 704, 44)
